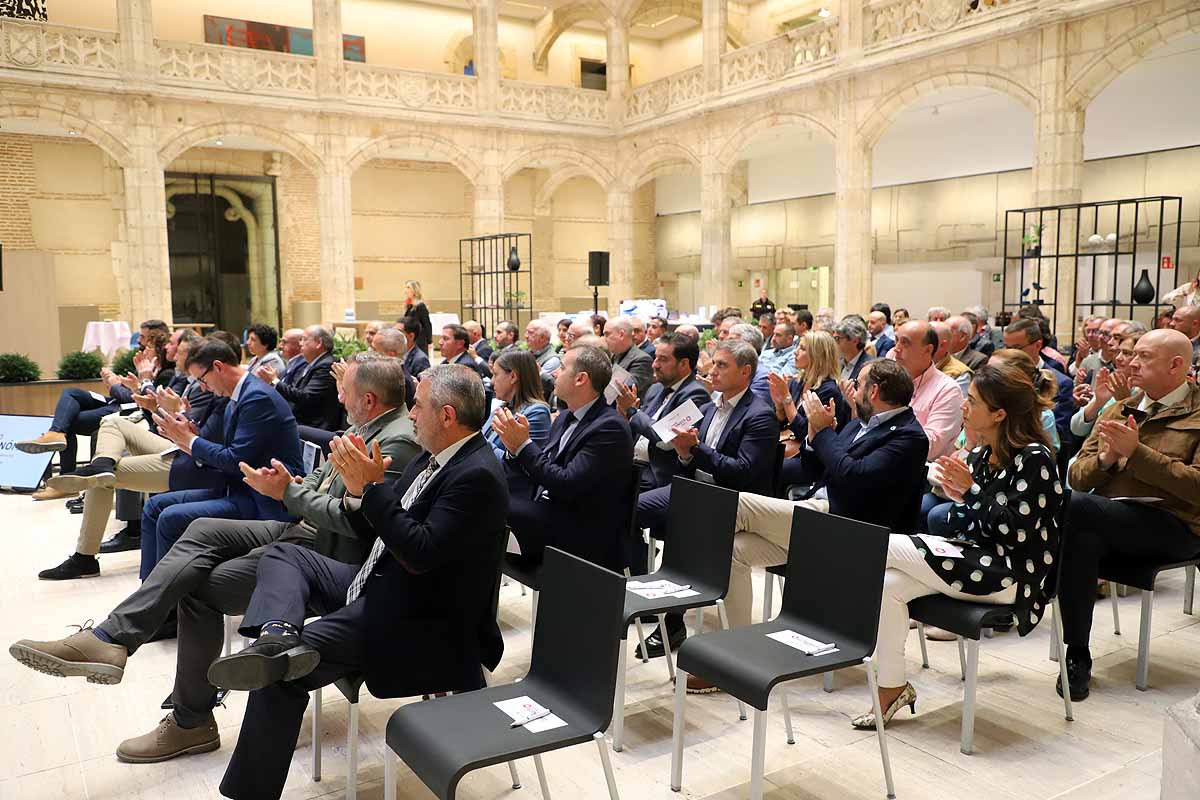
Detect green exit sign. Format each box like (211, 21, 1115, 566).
(992, 273, 1002, 283)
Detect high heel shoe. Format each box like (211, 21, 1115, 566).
(851, 682, 917, 729)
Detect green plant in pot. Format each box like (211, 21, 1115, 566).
(110, 348, 136, 377)
(1022, 224, 1044, 257)
(0, 353, 41, 383)
(57, 350, 105, 381)
(332, 334, 367, 361)
(503, 290, 528, 310)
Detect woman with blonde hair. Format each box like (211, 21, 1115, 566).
(402, 279, 432, 354)
(768, 330, 850, 486)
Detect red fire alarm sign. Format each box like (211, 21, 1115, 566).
(1162, 256, 1174, 270)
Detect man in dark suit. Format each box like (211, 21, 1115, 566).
(258, 325, 341, 431)
(200, 364, 506, 799)
(615, 333, 712, 491)
(635, 339, 777, 656)
(605, 316, 654, 398)
(493, 344, 634, 572)
(397, 316, 432, 378)
(948, 315, 989, 371)
(1004, 318, 1074, 441)
(441, 324, 491, 379)
(868, 310, 895, 358)
(632, 317, 656, 356)
(145, 339, 304, 581)
(464, 320, 493, 363)
(833, 316, 874, 382)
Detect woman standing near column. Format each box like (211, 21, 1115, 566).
(403, 280, 432, 354)
(853, 361, 1063, 728)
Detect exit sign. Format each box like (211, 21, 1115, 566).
(992, 273, 1001, 283)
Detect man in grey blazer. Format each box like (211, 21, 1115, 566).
(606, 316, 654, 398)
(9, 353, 422, 764)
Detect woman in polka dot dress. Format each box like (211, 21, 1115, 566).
(853, 361, 1062, 729)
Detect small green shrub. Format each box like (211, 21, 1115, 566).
(111, 348, 136, 377)
(0, 353, 41, 383)
(57, 350, 105, 381)
(332, 334, 367, 362)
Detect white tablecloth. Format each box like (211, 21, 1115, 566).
(82, 321, 132, 359)
(429, 312, 461, 333)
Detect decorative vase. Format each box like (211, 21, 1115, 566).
(1132, 269, 1155, 305)
(507, 245, 521, 271)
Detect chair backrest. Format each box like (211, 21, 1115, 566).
(527, 547, 627, 730)
(661, 477, 741, 593)
(780, 505, 890, 655)
(625, 464, 643, 538)
(771, 441, 786, 497)
(1041, 488, 1071, 600)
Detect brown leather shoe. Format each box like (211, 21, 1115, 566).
(116, 714, 220, 763)
(9, 626, 127, 684)
(32, 486, 76, 502)
(16, 431, 67, 454)
(685, 674, 721, 694)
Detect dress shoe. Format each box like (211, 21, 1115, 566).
(99, 525, 141, 554)
(207, 634, 320, 691)
(851, 683, 917, 729)
(1056, 658, 1091, 701)
(16, 431, 67, 454)
(116, 714, 219, 763)
(684, 674, 721, 694)
(32, 486, 76, 502)
(9, 624, 126, 684)
(38, 553, 99, 581)
(635, 625, 687, 660)
(48, 459, 117, 493)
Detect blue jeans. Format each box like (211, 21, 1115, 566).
(50, 387, 118, 471)
(925, 501, 955, 537)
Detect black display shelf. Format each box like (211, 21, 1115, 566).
(459, 233, 534, 339)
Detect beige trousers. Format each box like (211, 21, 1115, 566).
(77, 415, 175, 556)
(726, 492, 830, 628)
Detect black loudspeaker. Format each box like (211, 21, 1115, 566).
(588, 251, 610, 287)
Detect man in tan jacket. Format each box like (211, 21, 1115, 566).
(1059, 329, 1200, 701)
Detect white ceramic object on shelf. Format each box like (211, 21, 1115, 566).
(1106, 233, 1118, 244)
(1088, 234, 1104, 246)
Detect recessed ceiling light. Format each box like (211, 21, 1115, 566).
(818, 8, 831, 17)
(214, 139, 224, 146)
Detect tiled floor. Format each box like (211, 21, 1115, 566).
(1, 488, 1195, 800)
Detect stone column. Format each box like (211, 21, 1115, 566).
(607, 186, 635, 313)
(702, 0, 726, 98)
(312, 0, 345, 98)
(118, 99, 171, 324)
(316, 144, 355, 324)
(116, 0, 156, 81)
(606, 18, 630, 126)
(700, 152, 733, 310)
(1032, 22, 1084, 342)
(472, 0, 501, 113)
(836, 0, 864, 59)
(473, 156, 504, 237)
(834, 81, 873, 317)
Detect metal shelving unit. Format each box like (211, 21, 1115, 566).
(459, 233, 534, 339)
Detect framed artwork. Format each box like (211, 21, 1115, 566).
(0, 0, 48, 21)
(203, 15, 366, 62)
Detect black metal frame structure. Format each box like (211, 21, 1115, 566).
(1002, 196, 1182, 344)
(459, 233, 534, 338)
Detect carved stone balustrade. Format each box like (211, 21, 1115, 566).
(0, 21, 118, 75)
(346, 63, 477, 111)
(625, 66, 704, 123)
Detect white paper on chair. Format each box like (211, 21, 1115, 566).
(627, 580, 694, 599)
(494, 695, 568, 732)
(650, 400, 704, 444)
(915, 534, 964, 559)
(604, 364, 633, 403)
(766, 630, 838, 656)
(89, 391, 108, 403)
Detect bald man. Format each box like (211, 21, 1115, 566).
(1059, 328, 1200, 701)
(1168, 304, 1200, 366)
(931, 320, 972, 398)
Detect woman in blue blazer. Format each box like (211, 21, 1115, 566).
(482, 350, 551, 495)
(771, 330, 851, 490)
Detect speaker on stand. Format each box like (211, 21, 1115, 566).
(588, 251, 609, 316)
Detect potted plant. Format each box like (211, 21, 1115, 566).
(332, 334, 367, 361)
(502, 290, 528, 310)
(110, 348, 136, 377)
(0, 353, 41, 383)
(57, 350, 105, 381)
(1022, 224, 1044, 258)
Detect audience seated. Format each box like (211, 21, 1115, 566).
(757, 311, 776, 348)
(396, 316, 432, 378)
(947, 315, 989, 370)
(632, 316, 656, 356)
(1004, 318, 1074, 445)
(926, 305, 950, 322)
(274, 328, 306, 382)
(770, 330, 851, 490)
(492, 320, 520, 356)
(370, 326, 418, 403)
(138, 339, 303, 580)
(867, 309, 895, 358)
(726, 323, 773, 405)
(8, 353, 421, 765)
(525, 319, 563, 377)
(245, 324, 286, 376)
(257, 325, 341, 432)
(562, 318, 592, 351)
(1069, 315, 1106, 373)
(647, 315, 667, 343)
(889, 320, 964, 461)
(892, 307, 911, 327)
(1016, 305, 1068, 367)
(986, 349, 1062, 452)
(1058, 329, 1200, 701)
(932, 320, 974, 398)
(1168, 303, 1200, 366)
(833, 316, 873, 381)
(964, 305, 1001, 357)
(495, 344, 633, 572)
(605, 317, 654, 398)
(1070, 331, 1141, 441)
(441, 323, 491, 379)
(362, 320, 385, 351)
(463, 320, 493, 362)
(759, 320, 798, 377)
(856, 361, 1062, 728)
(481, 350, 552, 495)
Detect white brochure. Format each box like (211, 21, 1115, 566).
(627, 579, 698, 600)
(766, 630, 838, 656)
(915, 534, 964, 559)
(604, 364, 634, 404)
(650, 400, 704, 445)
(494, 695, 568, 732)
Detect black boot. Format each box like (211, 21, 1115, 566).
(99, 523, 142, 554)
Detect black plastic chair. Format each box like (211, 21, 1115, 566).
(310, 676, 365, 798)
(382, 548, 627, 800)
(909, 489, 1074, 754)
(1100, 556, 1200, 690)
(670, 506, 896, 800)
(612, 477, 743, 751)
(770, 441, 785, 498)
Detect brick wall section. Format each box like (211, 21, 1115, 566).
(277, 157, 321, 320)
(0, 134, 37, 249)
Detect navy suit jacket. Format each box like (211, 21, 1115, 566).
(638, 339, 656, 357)
(404, 346, 432, 378)
(514, 399, 634, 570)
(276, 352, 341, 430)
(844, 352, 875, 383)
(873, 335, 895, 359)
(354, 433, 508, 698)
(168, 396, 229, 492)
(1047, 365, 1074, 441)
(628, 374, 712, 489)
(188, 374, 303, 521)
(805, 407, 928, 534)
(685, 389, 777, 495)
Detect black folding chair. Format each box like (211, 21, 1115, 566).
(909, 489, 1074, 754)
(382, 548, 627, 800)
(612, 478, 742, 752)
(670, 506, 896, 800)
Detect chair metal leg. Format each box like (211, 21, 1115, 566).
(917, 622, 930, 668)
(531, 589, 540, 629)
(1185, 565, 1195, 616)
(863, 656, 897, 799)
(311, 687, 322, 781)
(383, 751, 396, 800)
(658, 613, 676, 682)
(780, 691, 794, 745)
(521, 583, 527, 596)
(647, 535, 657, 574)
(761, 571, 774, 624)
(594, 732, 621, 800)
(533, 754, 551, 800)
(346, 701, 359, 800)
(223, 615, 232, 657)
(1048, 604, 1060, 662)
(693, 607, 705, 637)
(1052, 599, 1073, 722)
(1111, 586, 1121, 635)
(623, 568, 649, 664)
(749, 707, 768, 800)
(716, 600, 748, 721)
(823, 672, 834, 693)
(670, 668, 687, 792)
(612, 636, 628, 752)
(956, 636, 967, 681)
(1136, 589, 1153, 691)
(507, 760, 522, 790)
(961, 638, 980, 755)
(983, 627, 994, 639)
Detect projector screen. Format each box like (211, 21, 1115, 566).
(0, 415, 55, 490)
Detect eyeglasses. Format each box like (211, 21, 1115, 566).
(196, 367, 213, 388)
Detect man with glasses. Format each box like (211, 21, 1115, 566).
(1078, 318, 1130, 384)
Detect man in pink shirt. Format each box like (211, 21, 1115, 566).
(890, 320, 964, 460)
